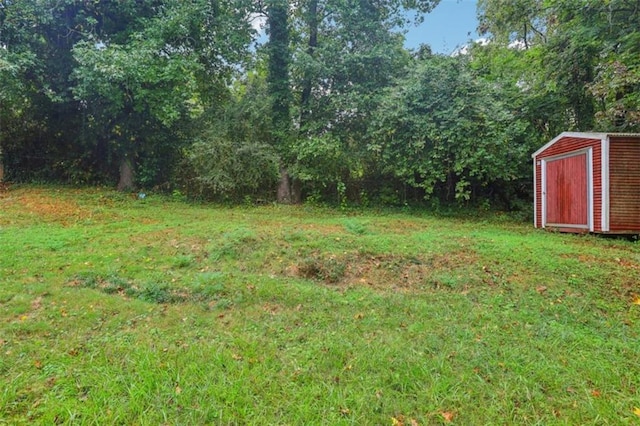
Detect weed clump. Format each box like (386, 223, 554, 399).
(70, 272, 226, 305)
(298, 254, 346, 283)
(138, 282, 185, 304)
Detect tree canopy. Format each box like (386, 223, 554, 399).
(1, 0, 638, 209)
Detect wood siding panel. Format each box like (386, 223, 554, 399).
(535, 164, 542, 227)
(535, 136, 601, 231)
(545, 154, 588, 226)
(609, 137, 640, 231)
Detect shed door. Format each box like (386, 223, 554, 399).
(544, 153, 589, 228)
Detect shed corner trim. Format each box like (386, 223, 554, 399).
(531, 132, 609, 158)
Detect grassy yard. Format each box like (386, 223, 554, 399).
(0, 186, 639, 425)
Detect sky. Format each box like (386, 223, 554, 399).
(403, 0, 479, 55)
(250, 0, 480, 55)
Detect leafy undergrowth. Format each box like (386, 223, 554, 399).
(1, 186, 639, 424)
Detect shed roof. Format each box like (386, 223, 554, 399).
(532, 132, 640, 158)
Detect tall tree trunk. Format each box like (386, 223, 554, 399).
(277, 165, 301, 204)
(277, 166, 293, 204)
(278, 0, 320, 204)
(117, 155, 135, 192)
(0, 146, 4, 183)
(267, 0, 298, 204)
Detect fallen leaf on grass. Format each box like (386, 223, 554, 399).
(391, 415, 404, 425)
(590, 389, 601, 397)
(634, 407, 640, 417)
(441, 411, 455, 422)
(536, 286, 548, 294)
(175, 386, 182, 395)
(632, 296, 640, 306)
(391, 418, 418, 426)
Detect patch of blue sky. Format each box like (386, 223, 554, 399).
(402, 0, 479, 54)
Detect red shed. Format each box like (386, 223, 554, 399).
(533, 132, 640, 234)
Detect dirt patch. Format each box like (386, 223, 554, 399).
(287, 249, 481, 292)
(429, 250, 481, 270)
(349, 250, 482, 291)
(1, 189, 93, 225)
(344, 254, 430, 291)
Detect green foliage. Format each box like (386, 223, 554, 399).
(137, 282, 179, 304)
(287, 0, 415, 200)
(72, 38, 202, 127)
(2, 0, 639, 207)
(0, 0, 253, 187)
(478, 0, 640, 133)
(590, 53, 640, 131)
(372, 55, 531, 203)
(185, 137, 279, 200)
(181, 76, 280, 200)
(478, 0, 546, 47)
(70, 0, 252, 189)
(342, 218, 369, 235)
(587, 10, 640, 131)
(266, 0, 292, 142)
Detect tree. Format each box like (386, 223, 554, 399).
(477, 0, 547, 48)
(1, 0, 253, 188)
(0, 0, 147, 183)
(371, 55, 530, 204)
(585, 1, 640, 131)
(72, 0, 253, 190)
(0, 51, 23, 181)
(264, 0, 297, 203)
(184, 73, 280, 201)
(478, 0, 640, 133)
(282, 0, 440, 203)
(72, 38, 203, 190)
(0, 1, 39, 181)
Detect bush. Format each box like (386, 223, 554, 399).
(181, 136, 279, 201)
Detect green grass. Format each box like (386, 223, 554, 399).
(1, 185, 639, 424)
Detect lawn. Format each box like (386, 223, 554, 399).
(1, 186, 639, 424)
